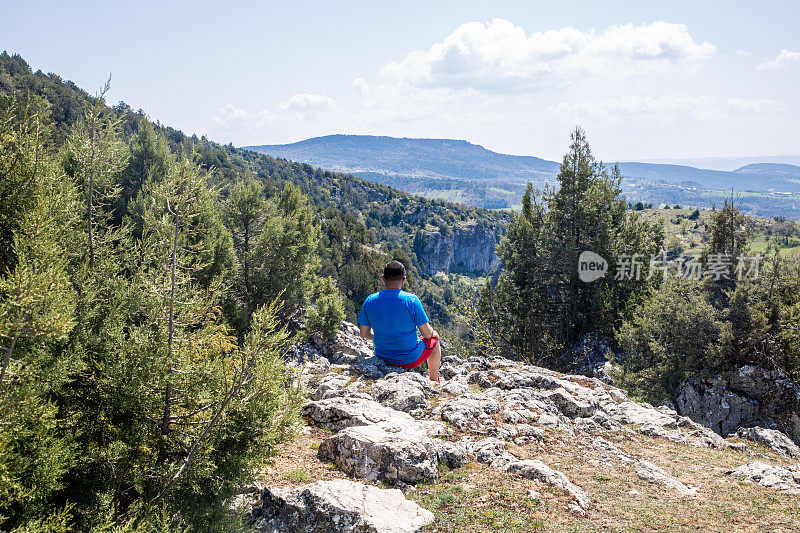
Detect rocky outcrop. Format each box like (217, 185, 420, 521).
(726, 462, 800, 495)
(251, 479, 434, 533)
(266, 321, 800, 527)
(417, 221, 502, 275)
(733, 427, 800, 459)
(296, 323, 736, 490)
(676, 365, 800, 445)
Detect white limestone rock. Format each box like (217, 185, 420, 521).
(504, 459, 591, 509)
(727, 461, 800, 494)
(471, 437, 518, 468)
(369, 372, 438, 417)
(303, 397, 414, 432)
(310, 374, 352, 401)
(439, 393, 502, 431)
(251, 479, 434, 533)
(432, 439, 470, 469)
(733, 427, 800, 459)
(636, 460, 697, 496)
(317, 420, 439, 485)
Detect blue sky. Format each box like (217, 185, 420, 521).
(3, 0, 799, 161)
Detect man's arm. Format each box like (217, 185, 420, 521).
(418, 322, 439, 340)
(359, 324, 374, 341)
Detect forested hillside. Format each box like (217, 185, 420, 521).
(0, 52, 506, 531)
(0, 52, 506, 325)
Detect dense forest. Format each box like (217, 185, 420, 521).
(2, 51, 800, 531)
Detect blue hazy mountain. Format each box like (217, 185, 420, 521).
(640, 155, 800, 171)
(245, 135, 800, 216)
(246, 135, 799, 190)
(247, 135, 560, 182)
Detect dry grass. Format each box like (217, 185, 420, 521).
(256, 426, 342, 488)
(523, 429, 800, 532)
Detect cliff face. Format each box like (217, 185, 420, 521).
(418, 220, 503, 276)
(677, 365, 800, 445)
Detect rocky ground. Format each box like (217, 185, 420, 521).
(244, 323, 800, 532)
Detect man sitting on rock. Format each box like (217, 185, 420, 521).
(357, 260, 442, 382)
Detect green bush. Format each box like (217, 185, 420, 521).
(616, 279, 721, 402)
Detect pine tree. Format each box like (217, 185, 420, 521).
(707, 193, 750, 275)
(223, 173, 266, 308)
(480, 128, 663, 366)
(112, 158, 299, 527)
(62, 79, 128, 267)
(0, 108, 80, 530)
(116, 119, 172, 229)
(251, 183, 321, 319)
(0, 96, 44, 275)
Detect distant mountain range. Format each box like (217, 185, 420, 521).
(244, 135, 800, 217)
(248, 135, 559, 181)
(640, 155, 800, 171)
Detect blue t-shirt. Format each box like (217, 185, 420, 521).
(357, 289, 429, 365)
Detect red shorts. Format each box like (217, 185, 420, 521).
(393, 337, 438, 369)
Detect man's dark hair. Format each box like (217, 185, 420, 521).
(383, 260, 406, 282)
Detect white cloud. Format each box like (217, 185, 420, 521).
(212, 103, 276, 130)
(209, 95, 340, 141)
(353, 77, 370, 95)
(549, 94, 701, 116)
(212, 103, 248, 127)
(726, 97, 778, 112)
(280, 92, 337, 111)
(380, 19, 716, 93)
(547, 94, 777, 121)
(757, 49, 800, 70)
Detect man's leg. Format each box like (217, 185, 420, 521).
(427, 342, 441, 381)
